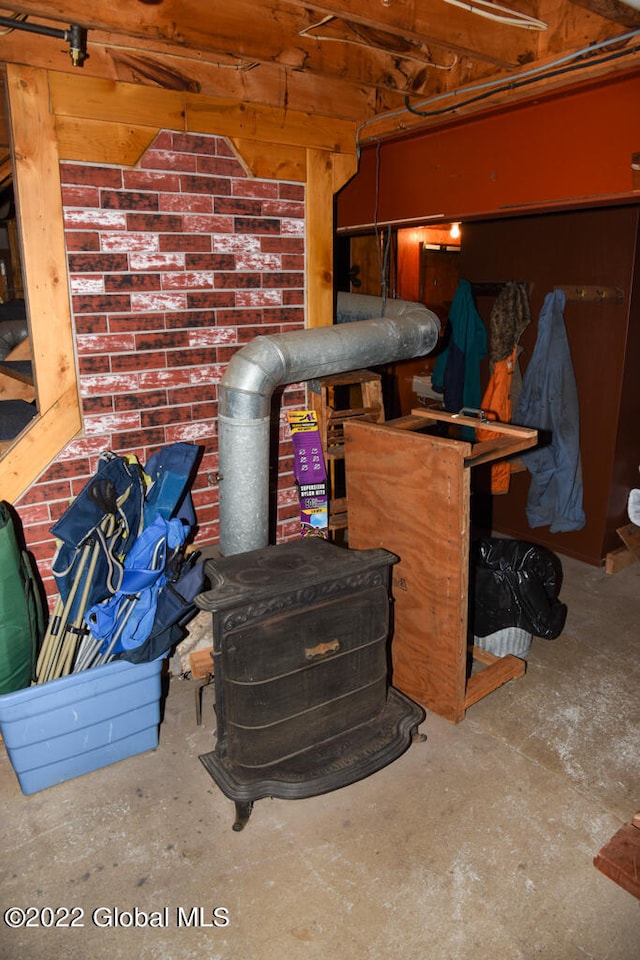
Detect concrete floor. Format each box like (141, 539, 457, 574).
(1, 552, 638, 959)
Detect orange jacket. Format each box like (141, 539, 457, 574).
(477, 346, 517, 494)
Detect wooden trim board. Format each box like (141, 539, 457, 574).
(616, 523, 640, 558)
(605, 523, 640, 574)
(594, 816, 640, 901)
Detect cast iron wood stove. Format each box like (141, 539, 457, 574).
(195, 538, 424, 829)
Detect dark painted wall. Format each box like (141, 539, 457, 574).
(460, 205, 639, 565)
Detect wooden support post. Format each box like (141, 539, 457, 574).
(305, 148, 335, 331)
(0, 65, 82, 500)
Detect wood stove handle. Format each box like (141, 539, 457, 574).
(305, 639, 341, 660)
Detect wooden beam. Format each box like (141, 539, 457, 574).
(185, 90, 357, 153)
(55, 116, 159, 164)
(357, 43, 640, 143)
(0, 337, 35, 402)
(464, 436, 537, 468)
(229, 144, 357, 201)
(189, 647, 214, 680)
(0, 64, 81, 502)
(0, 384, 82, 501)
(306, 149, 335, 329)
(283, 0, 531, 66)
(0, 156, 12, 189)
(605, 544, 638, 574)
(6, 0, 532, 70)
(82, 24, 458, 103)
(464, 653, 526, 709)
(616, 522, 640, 558)
(3, 1, 633, 137)
(47, 71, 357, 154)
(6, 65, 77, 411)
(48, 72, 185, 130)
(333, 152, 358, 192)
(410, 407, 538, 439)
(230, 139, 306, 182)
(570, 0, 640, 28)
(0, 30, 381, 122)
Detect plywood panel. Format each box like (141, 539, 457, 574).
(344, 419, 470, 721)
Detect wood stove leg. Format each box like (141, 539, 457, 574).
(232, 801, 254, 831)
(195, 674, 213, 726)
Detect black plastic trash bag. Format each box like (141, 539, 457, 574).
(471, 537, 567, 640)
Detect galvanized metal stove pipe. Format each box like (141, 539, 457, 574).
(218, 292, 440, 555)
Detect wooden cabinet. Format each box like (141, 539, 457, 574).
(344, 411, 536, 722)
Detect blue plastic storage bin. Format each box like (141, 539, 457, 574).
(0, 659, 163, 795)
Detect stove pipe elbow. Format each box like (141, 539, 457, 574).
(218, 294, 440, 555)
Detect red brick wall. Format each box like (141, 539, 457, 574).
(15, 131, 306, 602)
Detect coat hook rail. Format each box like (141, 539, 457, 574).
(470, 281, 530, 297)
(556, 285, 624, 303)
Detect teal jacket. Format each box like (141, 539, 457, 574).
(432, 279, 487, 439)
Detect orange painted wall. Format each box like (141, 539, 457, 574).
(337, 72, 640, 230)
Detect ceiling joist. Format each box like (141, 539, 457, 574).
(1, 0, 639, 142)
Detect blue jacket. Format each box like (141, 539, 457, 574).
(514, 289, 585, 533)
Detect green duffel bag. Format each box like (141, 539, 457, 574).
(0, 501, 46, 695)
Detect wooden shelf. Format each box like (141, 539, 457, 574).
(310, 369, 384, 535)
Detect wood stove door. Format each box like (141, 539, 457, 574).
(214, 579, 393, 769)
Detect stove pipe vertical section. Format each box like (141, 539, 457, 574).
(218, 294, 440, 556)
